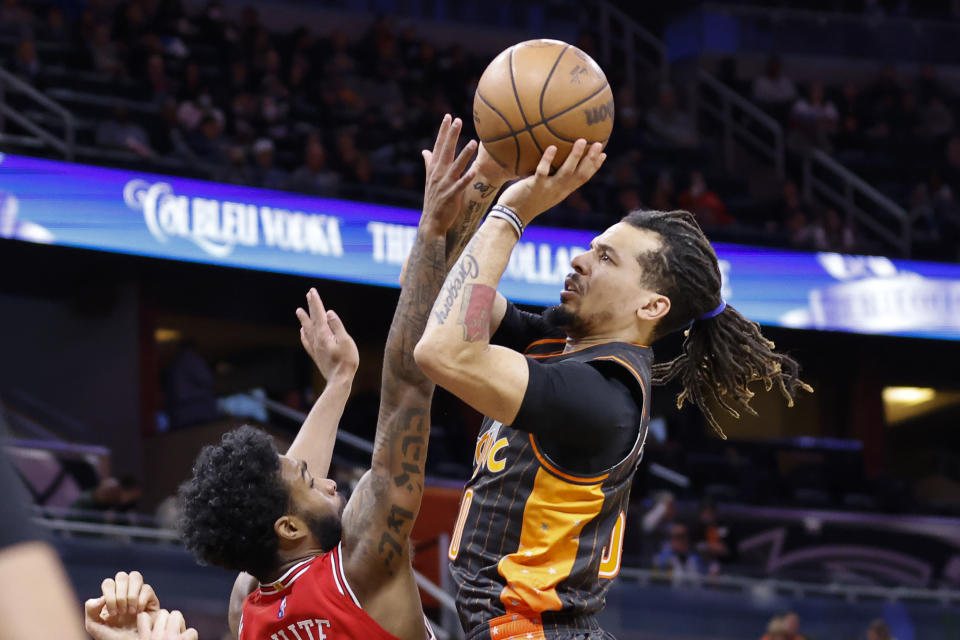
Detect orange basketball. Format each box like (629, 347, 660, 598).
(473, 39, 614, 176)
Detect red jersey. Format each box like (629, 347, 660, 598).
(239, 543, 435, 640)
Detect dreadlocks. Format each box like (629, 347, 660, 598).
(623, 210, 812, 438)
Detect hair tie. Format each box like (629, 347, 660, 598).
(698, 299, 726, 321)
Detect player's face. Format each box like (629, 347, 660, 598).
(557, 222, 665, 339)
(278, 455, 345, 546)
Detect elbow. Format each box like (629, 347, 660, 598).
(414, 335, 468, 388)
(414, 337, 443, 382)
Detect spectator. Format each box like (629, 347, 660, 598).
(835, 82, 865, 150)
(87, 23, 125, 75)
(178, 61, 205, 103)
(13, 36, 40, 83)
(250, 138, 287, 190)
(288, 135, 340, 195)
(915, 63, 947, 105)
(163, 339, 218, 429)
(782, 612, 805, 640)
(187, 113, 228, 164)
(752, 55, 797, 118)
(145, 53, 171, 103)
(790, 82, 838, 150)
(679, 171, 734, 227)
(943, 135, 960, 187)
(217, 145, 253, 185)
(642, 491, 677, 561)
(866, 619, 895, 640)
(605, 87, 645, 162)
(646, 86, 699, 148)
(40, 5, 69, 42)
(692, 498, 733, 575)
(617, 187, 643, 215)
(650, 171, 677, 211)
(653, 523, 704, 578)
(71, 476, 143, 514)
(919, 96, 955, 142)
(0, 0, 35, 32)
(150, 98, 192, 158)
(787, 207, 822, 251)
(820, 207, 856, 252)
(767, 179, 808, 235)
(863, 65, 903, 144)
(95, 107, 154, 157)
(761, 616, 789, 640)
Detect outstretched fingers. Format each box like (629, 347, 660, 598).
(534, 145, 559, 178)
(576, 142, 606, 182)
(306, 288, 328, 329)
(430, 113, 452, 158)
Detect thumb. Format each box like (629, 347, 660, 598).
(421, 149, 432, 169)
(325, 310, 347, 337)
(85, 596, 106, 620)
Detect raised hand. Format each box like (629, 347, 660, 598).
(296, 288, 359, 382)
(497, 139, 606, 225)
(473, 141, 517, 186)
(420, 114, 478, 235)
(84, 571, 161, 640)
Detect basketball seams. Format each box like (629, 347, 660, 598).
(475, 89, 521, 175)
(479, 82, 612, 145)
(508, 46, 543, 157)
(538, 44, 571, 124)
(475, 40, 612, 174)
(540, 81, 612, 143)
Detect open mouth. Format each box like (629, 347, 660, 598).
(561, 276, 580, 301)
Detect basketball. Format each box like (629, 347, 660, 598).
(473, 39, 614, 176)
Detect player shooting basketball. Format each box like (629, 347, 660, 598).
(414, 140, 812, 640)
(83, 115, 482, 640)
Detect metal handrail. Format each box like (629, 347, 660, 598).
(696, 68, 786, 178)
(253, 394, 374, 455)
(619, 567, 960, 606)
(0, 66, 74, 160)
(803, 148, 911, 256)
(703, 1, 960, 31)
(597, 1, 668, 87)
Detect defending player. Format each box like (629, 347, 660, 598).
(172, 115, 478, 640)
(415, 141, 811, 639)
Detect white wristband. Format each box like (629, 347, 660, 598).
(488, 204, 524, 239)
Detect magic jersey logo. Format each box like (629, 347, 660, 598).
(473, 421, 508, 477)
(123, 179, 343, 259)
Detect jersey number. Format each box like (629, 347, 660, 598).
(598, 510, 626, 578)
(448, 489, 474, 561)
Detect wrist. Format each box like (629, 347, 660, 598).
(419, 216, 449, 238)
(324, 364, 358, 384)
(473, 166, 509, 191)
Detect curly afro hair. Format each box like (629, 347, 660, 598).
(178, 425, 289, 579)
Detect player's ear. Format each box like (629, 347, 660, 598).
(637, 292, 670, 323)
(274, 515, 309, 546)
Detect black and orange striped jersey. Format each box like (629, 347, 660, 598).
(448, 336, 651, 637)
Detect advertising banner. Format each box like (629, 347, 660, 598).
(2, 153, 958, 340)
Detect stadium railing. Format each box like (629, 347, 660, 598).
(0, 64, 74, 160)
(593, 4, 916, 258)
(803, 147, 912, 257)
(694, 67, 785, 179)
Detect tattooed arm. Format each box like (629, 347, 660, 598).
(443, 143, 513, 269)
(338, 115, 476, 640)
(415, 140, 606, 424)
(399, 144, 513, 335)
